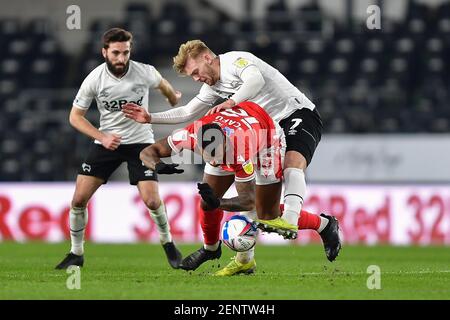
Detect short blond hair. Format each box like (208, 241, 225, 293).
(173, 40, 214, 74)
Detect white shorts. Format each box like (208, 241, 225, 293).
(204, 124, 286, 186)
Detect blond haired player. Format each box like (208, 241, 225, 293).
(122, 40, 341, 272)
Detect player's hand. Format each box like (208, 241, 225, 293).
(100, 133, 121, 150)
(168, 90, 182, 107)
(155, 162, 184, 175)
(122, 103, 151, 123)
(205, 99, 236, 116)
(197, 183, 220, 210)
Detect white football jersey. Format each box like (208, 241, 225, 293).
(197, 51, 315, 122)
(73, 60, 162, 144)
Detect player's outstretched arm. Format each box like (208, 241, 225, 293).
(149, 97, 211, 124)
(70, 106, 121, 150)
(158, 78, 182, 107)
(139, 137, 173, 170)
(123, 98, 210, 125)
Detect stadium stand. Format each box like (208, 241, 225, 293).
(1, 0, 449, 181)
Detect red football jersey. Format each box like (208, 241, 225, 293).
(168, 101, 278, 182)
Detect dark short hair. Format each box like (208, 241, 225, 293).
(102, 28, 133, 49)
(197, 123, 224, 156)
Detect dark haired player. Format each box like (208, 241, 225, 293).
(55, 28, 183, 270)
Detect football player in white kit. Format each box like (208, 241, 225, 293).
(122, 40, 341, 271)
(55, 28, 183, 270)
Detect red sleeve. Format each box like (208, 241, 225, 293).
(233, 159, 256, 182)
(167, 124, 196, 153)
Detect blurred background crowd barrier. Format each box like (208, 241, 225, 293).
(1, 0, 449, 244)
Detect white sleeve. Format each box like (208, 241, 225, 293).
(73, 75, 96, 109)
(147, 65, 163, 88)
(230, 65, 265, 104)
(150, 97, 211, 124)
(196, 83, 220, 105)
(150, 84, 219, 124)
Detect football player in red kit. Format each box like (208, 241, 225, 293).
(125, 100, 341, 275)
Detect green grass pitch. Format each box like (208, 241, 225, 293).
(0, 242, 449, 300)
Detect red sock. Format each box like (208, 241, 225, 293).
(297, 210, 321, 230)
(279, 204, 321, 230)
(199, 205, 224, 245)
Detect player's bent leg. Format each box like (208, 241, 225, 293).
(55, 175, 104, 270)
(215, 210, 258, 276)
(137, 181, 168, 241)
(215, 229, 257, 277)
(137, 181, 182, 269)
(253, 182, 298, 240)
(255, 182, 282, 220)
(282, 151, 308, 226)
(71, 174, 105, 208)
(180, 173, 234, 271)
(179, 204, 224, 271)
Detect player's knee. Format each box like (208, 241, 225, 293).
(71, 197, 88, 209)
(284, 151, 308, 169)
(139, 148, 153, 164)
(139, 150, 146, 163)
(144, 197, 161, 210)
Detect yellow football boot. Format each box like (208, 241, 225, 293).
(255, 217, 298, 239)
(214, 258, 256, 276)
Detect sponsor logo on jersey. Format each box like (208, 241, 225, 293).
(131, 85, 146, 95)
(144, 169, 154, 177)
(214, 116, 242, 128)
(288, 118, 302, 135)
(101, 96, 143, 112)
(261, 154, 273, 169)
(233, 58, 249, 68)
(242, 160, 254, 175)
(98, 88, 112, 99)
(82, 163, 91, 172)
(230, 81, 242, 88)
(215, 90, 235, 99)
(222, 126, 235, 137)
(172, 129, 188, 142)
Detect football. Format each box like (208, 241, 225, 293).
(221, 215, 258, 252)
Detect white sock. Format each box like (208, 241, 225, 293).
(70, 207, 88, 256)
(236, 247, 255, 264)
(149, 201, 172, 244)
(236, 216, 257, 264)
(283, 168, 306, 225)
(318, 216, 329, 233)
(204, 241, 220, 251)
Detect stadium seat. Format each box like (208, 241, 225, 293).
(266, 0, 293, 32)
(1, 1, 450, 181)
